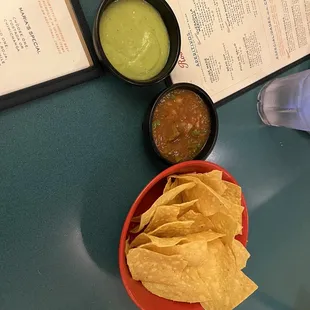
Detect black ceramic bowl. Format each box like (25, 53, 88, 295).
(93, 0, 181, 86)
(144, 83, 219, 166)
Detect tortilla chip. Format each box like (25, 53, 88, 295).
(130, 217, 141, 223)
(129, 233, 186, 249)
(227, 271, 258, 308)
(143, 239, 236, 307)
(222, 181, 242, 205)
(127, 248, 187, 285)
(141, 240, 209, 266)
(174, 176, 229, 216)
(131, 182, 195, 233)
(125, 238, 130, 255)
(179, 210, 215, 233)
(178, 209, 200, 221)
(163, 177, 178, 193)
(178, 199, 199, 215)
(201, 271, 258, 309)
(142, 273, 210, 303)
(144, 200, 198, 233)
(184, 230, 225, 243)
(129, 233, 152, 248)
(197, 239, 237, 309)
(209, 212, 241, 245)
(206, 170, 223, 180)
(144, 205, 179, 233)
(163, 178, 183, 204)
(148, 220, 195, 237)
(223, 202, 244, 228)
(217, 194, 244, 227)
(201, 239, 236, 282)
(178, 172, 227, 195)
(181, 170, 222, 180)
(231, 239, 250, 270)
(142, 250, 220, 303)
(175, 175, 244, 223)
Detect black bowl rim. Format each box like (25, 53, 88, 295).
(147, 83, 219, 165)
(93, 0, 181, 86)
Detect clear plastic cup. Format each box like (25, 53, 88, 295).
(257, 70, 310, 131)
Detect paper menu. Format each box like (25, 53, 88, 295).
(0, 0, 92, 96)
(167, 0, 310, 103)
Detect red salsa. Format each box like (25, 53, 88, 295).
(152, 89, 211, 163)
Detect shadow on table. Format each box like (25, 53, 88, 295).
(247, 171, 310, 310)
(254, 290, 292, 310)
(254, 288, 310, 310)
(78, 76, 166, 277)
(294, 286, 310, 310)
(296, 130, 310, 140)
(80, 166, 124, 277)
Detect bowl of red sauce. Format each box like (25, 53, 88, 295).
(144, 83, 218, 165)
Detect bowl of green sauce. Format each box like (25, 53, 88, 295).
(93, 0, 181, 85)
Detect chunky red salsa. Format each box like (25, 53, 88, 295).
(152, 89, 211, 163)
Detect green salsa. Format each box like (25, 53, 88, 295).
(99, 0, 170, 81)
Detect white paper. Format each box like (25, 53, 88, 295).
(167, 0, 310, 103)
(0, 0, 92, 96)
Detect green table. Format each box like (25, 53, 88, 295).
(1, 1, 310, 309)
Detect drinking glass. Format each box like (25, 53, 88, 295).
(257, 70, 310, 131)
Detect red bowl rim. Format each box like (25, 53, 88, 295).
(118, 160, 248, 309)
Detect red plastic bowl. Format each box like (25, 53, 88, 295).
(119, 161, 248, 310)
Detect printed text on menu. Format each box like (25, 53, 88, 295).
(0, 0, 91, 96)
(167, 0, 310, 103)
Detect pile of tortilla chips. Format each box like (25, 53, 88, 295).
(126, 170, 257, 309)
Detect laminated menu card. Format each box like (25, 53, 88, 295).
(167, 0, 310, 104)
(0, 0, 99, 110)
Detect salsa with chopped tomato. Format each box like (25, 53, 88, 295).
(152, 89, 211, 163)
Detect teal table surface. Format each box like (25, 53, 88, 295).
(1, 1, 310, 309)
